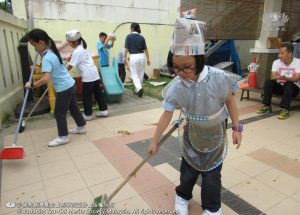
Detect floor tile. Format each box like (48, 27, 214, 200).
(189, 203, 203, 215)
(3, 132, 31, 146)
(291, 191, 300, 203)
(80, 163, 121, 187)
(221, 165, 251, 189)
(30, 127, 57, 145)
(155, 163, 180, 183)
(68, 133, 90, 145)
(43, 172, 86, 199)
(192, 184, 202, 204)
(1, 166, 42, 192)
(110, 154, 152, 176)
(39, 157, 77, 180)
(1, 156, 38, 175)
(36, 147, 69, 165)
(255, 169, 300, 196)
(140, 183, 176, 211)
(72, 151, 109, 170)
(265, 198, 300, 215)
(48, 188, 94, 214)
(129, 166, 172, 194)
(230, 178, 287, 211)
(89, 177, 138, 204)
(94, 139, 137, 162)
(228, 156, 271, 177)
(266, 138, 300, 159)
(1, 182, 47, 215)
(65, 141, 98, 157)
(221, 203, 240, 215)
(249, 148, 300, 179)
(113, 195, 149, 211)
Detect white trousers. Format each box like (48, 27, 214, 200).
(129, 53, 145, 92)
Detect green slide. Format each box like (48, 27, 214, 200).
(99, 58, 124, 102)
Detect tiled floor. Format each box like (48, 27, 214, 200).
(1, 90, 300, 215)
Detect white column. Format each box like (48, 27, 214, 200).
(254, 0, 283, 49)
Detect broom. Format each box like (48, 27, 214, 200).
(19, 87, 48, 133)
(92, 120, 181, 215)
(0, 52, 39, 160)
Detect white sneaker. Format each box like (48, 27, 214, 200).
(83, 114, 93, 121)
(202, 208, 222, 215)
(95, 110, 108, 117)
(48, 137, 69, 147)
(69, 127, 86, 134)
(174, 194, 188, 215)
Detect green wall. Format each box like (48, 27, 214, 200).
(35, 19, 175, 75)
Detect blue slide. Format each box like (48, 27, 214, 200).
(99, 58, 124, 102)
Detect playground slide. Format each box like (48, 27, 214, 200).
(99, 58, 124, 102)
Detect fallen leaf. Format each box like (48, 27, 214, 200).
(117, 130, 132, 136)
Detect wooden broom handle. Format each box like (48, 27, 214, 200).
(106, 122, 180, 203)
(24, 87, 48, 123)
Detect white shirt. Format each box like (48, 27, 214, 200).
(272, 58, 300, 88)
(70, 44, 100, 82)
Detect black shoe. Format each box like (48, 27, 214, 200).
(137, 89, 143, 97)
(144, 73, 149, 80)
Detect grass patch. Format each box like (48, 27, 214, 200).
(125, 76, 173, 101)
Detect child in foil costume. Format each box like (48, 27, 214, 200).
(148, 17, 243, 215)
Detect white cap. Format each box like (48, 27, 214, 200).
(66, 30, 81, 42)
(170, 18, 206, 55)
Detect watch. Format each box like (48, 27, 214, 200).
(232, 124, 243, 132)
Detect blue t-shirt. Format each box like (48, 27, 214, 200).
(125, 32, 147, 54)
(42, 50, 75, 92)
(97, 41, 111, 66)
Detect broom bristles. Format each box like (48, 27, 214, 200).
(0, 147, 24, 159)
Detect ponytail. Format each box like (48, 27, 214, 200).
(79, 38, 87, 49)
(28, 28, 63, 64)
(49, 38, 63, 64)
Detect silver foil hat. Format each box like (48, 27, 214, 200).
(170, 18, 206, 55)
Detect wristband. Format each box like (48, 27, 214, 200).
(232, 124, 243, 132)
(31, 82, 34, 88)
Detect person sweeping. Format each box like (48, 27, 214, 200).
(25, 28, 86, 147)
(65, 29, 108, 120)
(148, 18, 242, 215)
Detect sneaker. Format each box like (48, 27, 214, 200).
(95, 110, 108, 117)
(137, 88, 143, 97)
(69, 127, 86, 134)
(202, 208, 222, 215)
(48, 137, 69, 147)
(277, 108, 289, 120)
(256, 105, 272, 114)
(174, 194, 188, 215)
(83, 114, 93, 121)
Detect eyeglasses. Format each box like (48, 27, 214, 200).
(173, 67, 195, 74)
